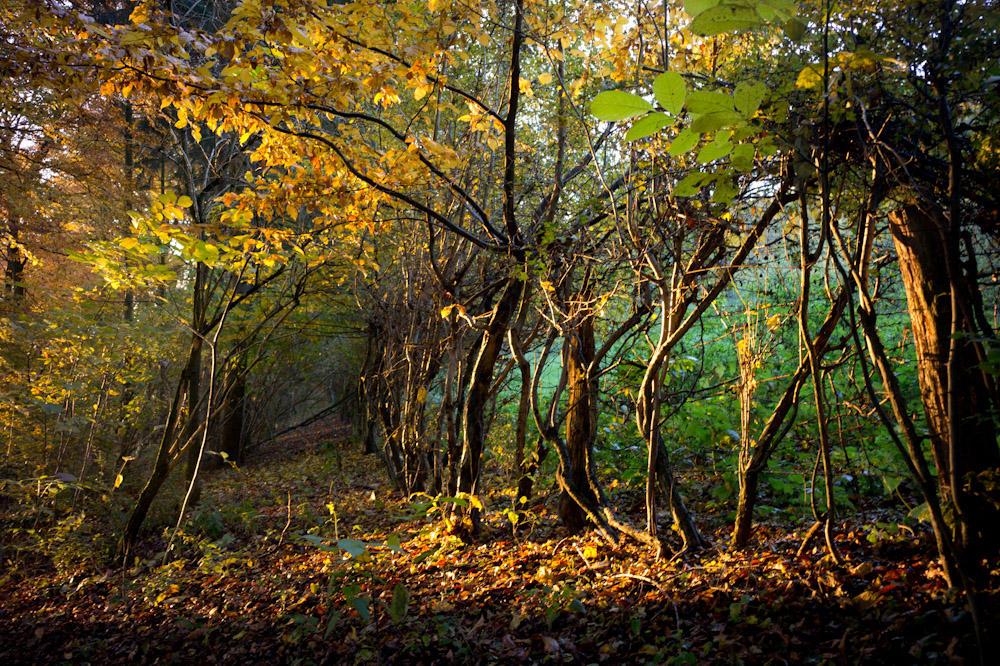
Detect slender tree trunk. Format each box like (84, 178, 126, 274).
(4, 224, 25, 300)
(217, 354, 246, 465)
(116, 338, 199, 560)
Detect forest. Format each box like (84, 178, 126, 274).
(1, 0, 999, 663)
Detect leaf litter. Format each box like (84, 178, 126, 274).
(1, 419, 996, 665)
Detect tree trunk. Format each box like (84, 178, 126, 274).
(889, 205, 1000, 559)
(559, 312, 598, 533)
(456, 273, 523, 530)
(217, 355, 246, 465)
(4, 224, 25, 300)
(116, 342, 196, 560)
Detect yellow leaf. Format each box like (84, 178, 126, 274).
(428, 0, 438, 11)
(440, 305, 454, 318)
(114, 474, 123, 489)
(416, 386, 428, 403)
(796, 64, 823, 90)
(582, 545, 598, 559)
(538, 72, 553, 85)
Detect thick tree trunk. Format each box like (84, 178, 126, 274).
(889, 205, 1000, 559)
(732, 469, 760, 548)
(559, 313, 598, 533)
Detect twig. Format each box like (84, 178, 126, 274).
(278, 490, 292, 547)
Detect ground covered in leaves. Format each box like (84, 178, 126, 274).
(2, 421, 997, 665)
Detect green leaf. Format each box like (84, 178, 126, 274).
(385, 533, 404, 553)
(337, 538, 368, 558)
(674, 171, 712, 197)
(691, 111, 742, 134)
(350, 596, 371, 621)
(697, 139, 733, 163)
(908, 502, 932, 524)
(733, 80, 767, 118)
(684, 0, 722, 16)
(689, 4, 765, 36)
(670, 129, 701, 157)
(625, 112, 672, 141)
(762, 0, 798, 16)
(783, 17, 807, 41)
(389, 583, 410, 623)
(669, 128, 700, 156)
(590, 91, 653, 121)
(685, 90, 734, 116)
(712, 174, 738, 203)
(730, 143, 755, 171)
(652, 71, 686, 115)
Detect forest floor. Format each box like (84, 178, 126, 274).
(1, 419, 997, 665)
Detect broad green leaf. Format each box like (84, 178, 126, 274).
(625, 112, 672, 141)
(712, 175, 738, 203)
(684, 0, 722, 16)
(697, 139, 733, 163)
(762, 0, 798, 15)
(386, 533, 404, 553)
(731, 121, 758, 142)
(389, 583, 410, 623)
(783, 17, 807, 41)
(652, 71, 686, 115)
(177, 195, 193, 208)
(350, 595, 371, 621)
(669, 128, 700, 156)
(674, 171, 712, 197)
(685, 90, 734, 116)
(691, 111, 742, 134)
(689, 4, 765, 36)
(908, 502, 932, 524)
(590, 91, 653, 121)
(733, 80, 767, 118)
(337, 538, 368, 558)
(730, 143, 755, 171)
